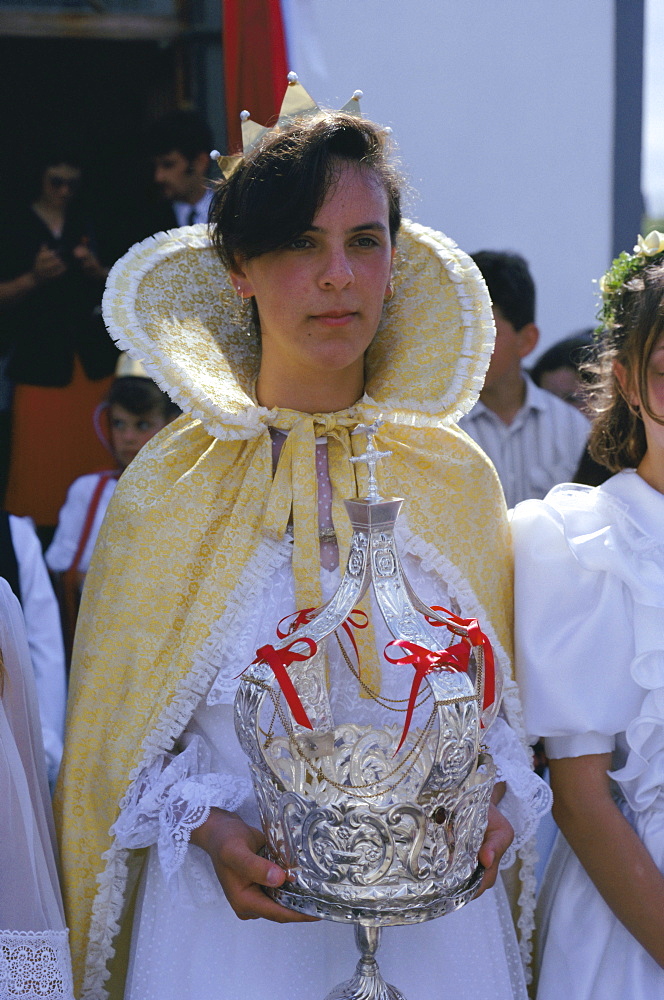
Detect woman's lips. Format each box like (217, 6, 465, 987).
(312, 311, 356, 327)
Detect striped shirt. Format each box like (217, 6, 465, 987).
(458, 374, 590, 509)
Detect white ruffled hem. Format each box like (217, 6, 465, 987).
(611, 652, 664, 813)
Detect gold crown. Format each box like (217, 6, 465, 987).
(115, 352, 148, 379)
(211, 72, 364, 180)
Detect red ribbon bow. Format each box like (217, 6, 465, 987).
(276, 607, 318, 639)
(384, 639, 475, 753)
(252, 638, 317, 730)
(425, 606, 495, 712)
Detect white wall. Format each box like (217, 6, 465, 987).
(643, 0, 664, 217)
(282, 0, 616, 354)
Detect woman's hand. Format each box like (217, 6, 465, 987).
(474, 783, 513, 898)
(190, 808, 318, 923)
(73, 240, 108, 282)
(33, 244, 67, 283)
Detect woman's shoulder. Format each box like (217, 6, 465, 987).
(513, 470, 664, 594)
(512, 475, 622, 534)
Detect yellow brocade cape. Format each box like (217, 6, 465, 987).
(55, 222, 531, 998)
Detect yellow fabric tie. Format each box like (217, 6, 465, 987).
(262, 410, 380, 692)
(264, 410, 356, 607)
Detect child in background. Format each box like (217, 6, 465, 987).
(46, 358, 179, 654)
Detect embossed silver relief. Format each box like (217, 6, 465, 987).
(234, 420, 497, 1000)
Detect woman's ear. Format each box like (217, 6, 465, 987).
(614, 360, 638, 407)
(229, 259, 255, 300)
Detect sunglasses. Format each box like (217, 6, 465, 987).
(48, 175, 80, 189)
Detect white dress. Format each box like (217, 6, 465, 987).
(0, 580, 74, 1000)
(8, 516, 66, 785)
(46, 472, 118, 575)
(112, 440, 550, 1000)
(512, 469, 664, 1000)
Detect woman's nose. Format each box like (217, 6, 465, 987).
(319, 248, 354, 289)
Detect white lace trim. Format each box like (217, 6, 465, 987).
(488, 716, 552, 869)
(112, 736, 251, 888)
(202, 536, 294, 704)
(0, 929, 74, 1000)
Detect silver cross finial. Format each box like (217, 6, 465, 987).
(351, 417, 392, 502)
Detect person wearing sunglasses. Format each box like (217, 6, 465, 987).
(0, 144, 118, 542)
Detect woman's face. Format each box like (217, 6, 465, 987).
(109, 403, 169, 470)
(232, 161, 394, 385)
(641, 333, 664, 454)
(41, 163, 81, 211)
(540, 365, 587, 413)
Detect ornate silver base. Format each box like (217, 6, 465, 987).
(323, 925, 405, 1000)
(267, 863, 485, 925)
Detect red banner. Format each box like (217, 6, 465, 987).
(222, 0, 289, 152)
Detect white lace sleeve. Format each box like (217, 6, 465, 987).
(112, 735, 252, 888)
(0, 929, 74, 1000)
(485, 715, 552, 870)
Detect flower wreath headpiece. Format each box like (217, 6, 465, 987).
(597, 231, 664, 336)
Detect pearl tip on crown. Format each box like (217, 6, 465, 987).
(287, 71, 299, 83)
(210, 149, 221, 159)
(240, 110, 250, 121)
(352, 90, 363, 99)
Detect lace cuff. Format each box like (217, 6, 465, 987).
(113, 735, 252, 885)
(0, 928, 74, 1000)
(486, 715, 552, 869)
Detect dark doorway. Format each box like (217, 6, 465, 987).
(0, 35, 182, 263)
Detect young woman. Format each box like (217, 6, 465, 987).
(57, 85, 549, 1000)
(513, 233, 664, 998)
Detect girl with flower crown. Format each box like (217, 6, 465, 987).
(513, 232, 664, 999)
(56, 83, 549, 1000)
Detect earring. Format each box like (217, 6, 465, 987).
(236, 289, 253, 336)
(384, 284, 394, 302)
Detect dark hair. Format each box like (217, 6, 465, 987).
(470, 251, 535, 331)
(530, 330, 595, 387)
(588, 260, 664, 471)
(146, 110, 213, 162)
(29, 136, 84, 201)
(210, 111, 402, 271)
(108, 377, 180, 422)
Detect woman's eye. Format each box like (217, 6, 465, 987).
(353, 235, 379, 247)
(287, 237, 313, 250)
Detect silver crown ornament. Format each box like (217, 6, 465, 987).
(234, 419, 499, 1000)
